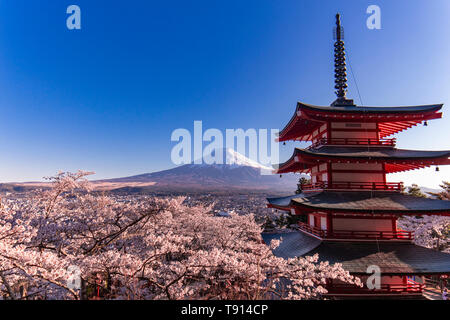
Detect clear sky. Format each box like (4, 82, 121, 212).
(0, 0, 449, 188)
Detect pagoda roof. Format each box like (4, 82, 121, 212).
(299, 102, 443, 114)
(262, 232, 450, 275)
(262, 231, 322, 256)
(275, 146, 450, 174)
(278, 102, 443, 142)
(267, 191, 450, 215)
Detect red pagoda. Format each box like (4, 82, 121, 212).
(265, 14, 450, 299)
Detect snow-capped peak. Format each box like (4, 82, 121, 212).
(223, 148, 271, 170)
(191, 147, 273, 171)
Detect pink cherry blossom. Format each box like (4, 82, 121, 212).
(0, 171, 360, 300)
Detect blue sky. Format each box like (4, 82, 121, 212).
(0, 1, 449, 188)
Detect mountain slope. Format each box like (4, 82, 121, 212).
(101, 148, 303, 192)
(106, 164, 299, 191)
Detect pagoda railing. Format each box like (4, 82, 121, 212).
(325, 280, 424, 295)
(298, 222, 414, 241)
(309, 138, 396, 149)
(301, 181, 404, 192)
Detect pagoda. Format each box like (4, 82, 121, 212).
(265, 14, 450, 299)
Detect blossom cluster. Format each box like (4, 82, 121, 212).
(399, 215, 450, 252)
(0, 171, 360, 300)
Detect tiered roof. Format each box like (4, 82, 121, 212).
(277, 102, 443, 142)
(262, 232, 450, 275)
(264, 13, 450, 287)
(275, 146, 450, 174)
(267, 191, 450, 215)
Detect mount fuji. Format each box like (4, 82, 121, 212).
(98, 148, 304, 193)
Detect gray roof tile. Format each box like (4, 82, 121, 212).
(262, 232, 450, 275)
(267, 191, 450, 213)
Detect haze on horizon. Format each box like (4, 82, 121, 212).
(0, 0, 449, 189)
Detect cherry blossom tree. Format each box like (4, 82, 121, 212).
(406, 184, 427, 198)
(399, 215, 450, 253)
(0, 171, 360, 300)
(399, 181, 450, 253)
(428, 181, 450, 200)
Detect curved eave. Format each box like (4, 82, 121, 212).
(299, 147, 450, 162)
(277, 102, 444, 142)
(267, 193, 317, 211)
(267, 203, 294, 212)
(267, 200, 450, 216)
(290, 201, 450, 215)
(299, 102, 443, 114)
(275, 148, 450, 174)
(277, 104, 322, 142)
(273, 149, 310, 174)
(267, 192, 450, 216)
(308, 241, 450, 276)
(263, 232, 450, 276)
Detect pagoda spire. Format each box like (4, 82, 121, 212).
(331, 13, 354, 106)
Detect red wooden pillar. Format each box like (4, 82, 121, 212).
(326, 121, 331, 140)
(327, 162, 333, 186)
(391, 217, 397, 233)
(328, 213, 333, 234)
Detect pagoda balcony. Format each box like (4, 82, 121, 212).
(297, 222, 414, 241)
(308, 138, 396, 149)
(325, 280, 424, 295)
(301, 181, 404, 192)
